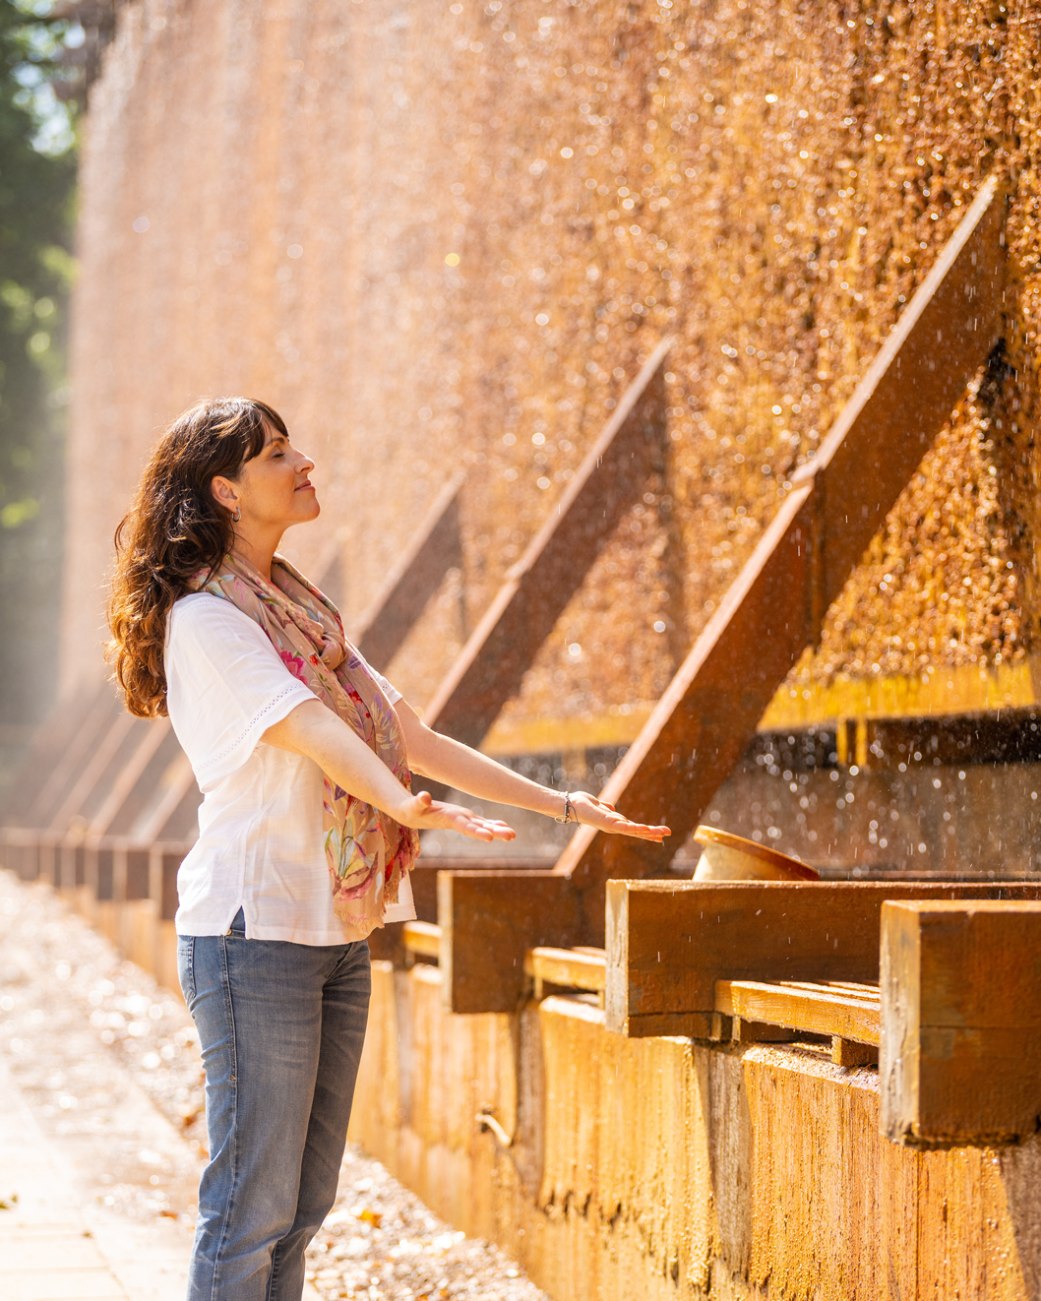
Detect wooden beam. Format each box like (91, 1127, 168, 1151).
(880, 899, 1041, 1147)
(604, 879, 1041, 1038)
(799, 178, 1009, 612)
(0, 679, 109, 827)
(50, 710, 140, 835)
(556, 179, 1008, 921)
(354, 472, 464, 669)
(560, 482, 816, 930)
(524, 945, 607, 999)
(402, 920, 442, 963)
(715, 979, 880, 1045)
(423, 337, 672, 748)
(17, 682, 117, 829)
(438, 870, 584, 1013)
(87, 721, 172, 835)
(103, 728, 187, 839)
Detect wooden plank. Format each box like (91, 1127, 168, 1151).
(604, 880, 1041, 1038)
(406, 856, 552, 926)
(782, 980, 881, 1003)
(525, 945, 607, 997)
(403, 920, 442, 962)
(715, 979, 880, 1045)
(557, 178, 1008, 915)
(438, 870, 584, 1013)
(880, 900, 1041, 1147)
(423, 337, 672, 748)
(832, 1038, 878, 1068)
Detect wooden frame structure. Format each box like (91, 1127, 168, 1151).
(438, 176, 1010, 1010)
(0, 180, 1019, 1107)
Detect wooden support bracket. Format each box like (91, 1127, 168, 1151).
(3, 680, 113, 829)
(558, 178, 1009, 922)
(354, 472, 465, 669)
(881, 899, 1041, 1147)
(424, 337, 673, 748)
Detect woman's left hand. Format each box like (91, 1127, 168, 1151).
(568, 791, 671, 842)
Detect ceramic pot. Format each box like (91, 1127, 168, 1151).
(692, 824, 820, 882)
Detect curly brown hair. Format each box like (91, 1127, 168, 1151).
(107, 397, 289, 717)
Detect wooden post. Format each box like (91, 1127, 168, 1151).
(880, 900, 1041, 1146)
(438, 870, 583, 1013)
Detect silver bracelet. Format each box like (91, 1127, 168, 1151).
(555, 792, 575, 825)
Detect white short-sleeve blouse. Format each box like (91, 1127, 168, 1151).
(165, 591, 416, 944)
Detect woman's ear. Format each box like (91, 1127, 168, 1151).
(210, 474, 240, 515)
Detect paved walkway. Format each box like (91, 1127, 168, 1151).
(0, 874, 324, 1301)
(0, 871, 542, 1301)
(0, 1053, 190, 1300)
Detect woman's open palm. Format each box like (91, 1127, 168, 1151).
(401, 791, 517, 842)
(569, 791, 671, 842)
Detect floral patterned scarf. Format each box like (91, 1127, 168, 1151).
(190, 551, 418, 940)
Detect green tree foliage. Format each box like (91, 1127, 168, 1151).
(0, 0, 76, 732)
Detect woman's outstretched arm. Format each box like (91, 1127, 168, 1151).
(262, 699, 516, 843)
(393, 698, 670, 843)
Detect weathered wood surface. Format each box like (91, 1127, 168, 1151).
(403, 919, 442, 962)
(423, 337, 672, 748)
(438, 870, 584, 1013)
(715, 979, 881, 1045)
(525, 945, 607, 999)
(605, 879, 1041, 1038)
(149, 844, 183, 923)
(832, 1037, 879, 1067)
(880, 899, 1041, 1147)
(556, 177, 1008, 925)
(355, 929, 1041, 1301)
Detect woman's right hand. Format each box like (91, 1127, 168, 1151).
(396, 791, 517, 843)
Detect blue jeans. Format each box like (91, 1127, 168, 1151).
(177, 910, 371, 1300)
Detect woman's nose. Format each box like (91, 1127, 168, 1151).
(296, 448, 315, 472)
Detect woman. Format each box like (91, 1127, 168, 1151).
(108, 396, 669, 1301)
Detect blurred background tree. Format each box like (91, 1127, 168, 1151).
(0, 0, 78, 770)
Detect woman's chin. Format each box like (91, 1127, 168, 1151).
(285, 498, 320, 528)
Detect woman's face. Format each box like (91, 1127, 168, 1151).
(225, 420, 319, 533)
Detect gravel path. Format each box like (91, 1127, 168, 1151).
(0, 871, 548, 1301)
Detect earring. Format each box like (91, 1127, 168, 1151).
(232, 506, 241, 523)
